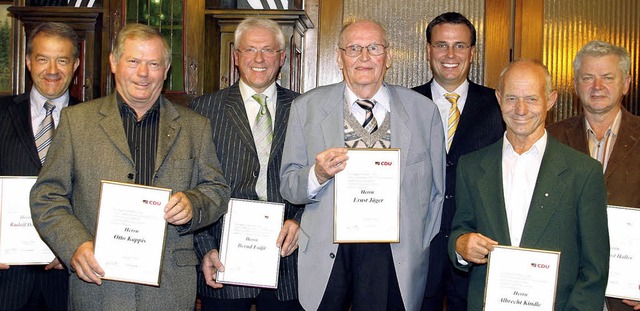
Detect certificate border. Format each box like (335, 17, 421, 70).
(484, 245, 561, 311)
(94, 180, 170, 286)
(217, 198, 285, 288)
(333, 148, 401, 243)
(0, 176, 55, 265)
(605, 205, 640, 300)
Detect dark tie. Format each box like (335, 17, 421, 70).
(356, 99, 378, 133)
(35, 101, 56, 164)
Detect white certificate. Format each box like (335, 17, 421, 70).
(484, 245, 560, 311)
(94, 181, 170, 286)
(333, 148, 400, 243)
(0, 176, 55, 265)
(605, 205, 640, 300)
(217, 199, 284, 288)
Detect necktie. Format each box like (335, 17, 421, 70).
(252, 94, 273, 201)
(445, 93, 460, 150)
(35, 101, 56, 164)
(356, 99, 378, 133)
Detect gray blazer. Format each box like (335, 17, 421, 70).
(30, 93, 230, 311)
(280, 82, 445, 311)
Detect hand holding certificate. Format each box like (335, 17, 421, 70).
(606, 205, 640, 301)
(0, 176, 55, 265)
(333, 149, 400, 243)
(93, 181, 170, 286)
(484, 246, 560, 311)
(217, 199, 285, 288)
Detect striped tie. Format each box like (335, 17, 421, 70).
(356, 99, 378, 133)
(252, 94, 273, 201)
(35, 101, 56, 164)
(445, 93, 460, 150)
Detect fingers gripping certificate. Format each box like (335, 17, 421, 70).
(333, 149, 400, 243)
(217, 199, 285, 288)
(484, 246, 560, 311)
(606, 205, 640, 300)
(0, 176, 55, 264)
(94, 181, 170, 286)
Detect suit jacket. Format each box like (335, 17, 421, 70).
(547, 107, 640, 311)
(0, 92, 78, 310)
(449, 136, 609, 311)
(280, 82, 445, 311)
(29, 93, 230, 311)
(190, 83, 303, 301)
(412, 80, 505, 297)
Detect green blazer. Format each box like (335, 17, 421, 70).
(449, 136, 609, 311)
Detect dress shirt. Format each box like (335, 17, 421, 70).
(502, 132, 547, 246)
(585, 109, 621, 173)
(430, 79, 469, 141)
(238, 79, 277, 132)
(306, 85, 392, 199)
(30, 88, 71, 134)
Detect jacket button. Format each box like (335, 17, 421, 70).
(445, 194, 454, 199)
(127, 173, 134, 180)
(329, 253, 335, 259)
(253, 171, 259, 177)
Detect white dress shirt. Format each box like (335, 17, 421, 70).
(238, 79, 278, 132)
(430, 79, 470, 145)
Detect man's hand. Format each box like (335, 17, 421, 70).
(165, 192, 193, 225)
(622, 299, 640, 310)
(202, 249, 224, 289)
(455, 232, 498, 264)
(277, 220, 300, 257)
(70, 241, 104, 285)
(44, 257, 64, 270)
(315, 147, 349, 184)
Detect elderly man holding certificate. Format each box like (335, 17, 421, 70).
(449, 60, 610, 311)
(280, 20, 445, 311)
(30, 24, 230, 310)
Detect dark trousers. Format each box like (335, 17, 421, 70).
(420, 232, 467, 311)
(317, 243, 405, 311)
(199, 290, 302, 311)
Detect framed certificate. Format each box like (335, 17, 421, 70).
(217, 199, 285, 288)
(606, 205, 640, 300)
(484, 245, 560, 311)
(333, 148, 401, 243)
(94, 181, 170, 286)
(0, 176, 55, 265)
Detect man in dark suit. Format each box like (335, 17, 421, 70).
(190, 17, 303, 311)
(30, 23, 230, 310)
(412, 12, 504, 311)
(0, 22, 79, 311)
(547, 41, 640, 311)
(450, 60, 609, 311)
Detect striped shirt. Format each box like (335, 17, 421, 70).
(118, 95, 160, 186)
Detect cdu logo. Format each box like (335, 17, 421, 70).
(374, 161, 393, 166)
(142, 199, 162, 206)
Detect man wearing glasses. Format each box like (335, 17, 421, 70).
(412, 12, 505, 311)
(190, 18, 303, 311)
(280, 20, 445, 311)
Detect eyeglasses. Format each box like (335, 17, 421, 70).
(430, 43, 472, 53)
(236, 47, 283, 57)
(339, 44, 387, 57)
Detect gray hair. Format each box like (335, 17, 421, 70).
(337, 19, 389, 48)
(573, 40, 631, 79)
(235, 17, 286, 50)
(112, 23, 171, 66)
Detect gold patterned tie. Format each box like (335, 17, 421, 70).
(252, 94, 273, 201)
(445, 93, 460, 150)
(35, 101, 56, 164)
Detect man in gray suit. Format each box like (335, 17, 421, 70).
(280, 20, 445, 311)
(190, 17, 303, 311)
(30, 23, 230, 310)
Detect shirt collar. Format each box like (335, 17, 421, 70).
(239, 80, 277, 102)
(584, 109, 622, 138)
(30, 88, 70, 116)
(345, 83, 391, 112)
(117, 92, 161, 121)
(431, 79, 469, 101)
(502, 130, 548, 159)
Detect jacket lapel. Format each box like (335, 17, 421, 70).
(98, 94, 134, 165)
(605, 108, 640, 181)
(520, 138, 566, 247)
(476, 141, 511, 244)
(271, 85, 294, 163)
(156, 97, 180, 173)
(226, 84, 258, 156)
(320, 83, 348, 149)
(8, 94, 42, 169)
(388, 85, 411, 177)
